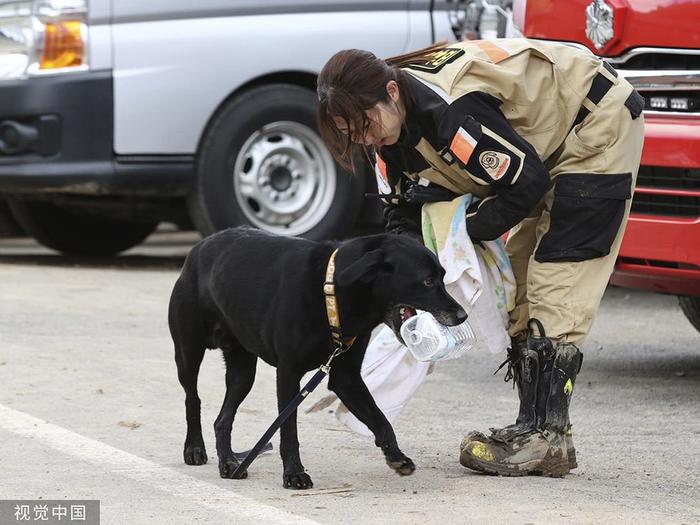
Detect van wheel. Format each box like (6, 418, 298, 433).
(188, 84, 364, 239)
(7, 199, 157, 256)
(678, 296, 700, 333)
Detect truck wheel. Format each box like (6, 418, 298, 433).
(0, 198, 23, 237)
(678, 296, 700, 333)
(7, 199, 157, 256)
(188, 84, 364, 239)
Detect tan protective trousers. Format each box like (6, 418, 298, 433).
(506, 80, 645, 344)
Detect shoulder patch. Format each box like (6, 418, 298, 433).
(478, 150, 511, 181)
(469, 127, 525, 185)
(406, 48, 465, 73)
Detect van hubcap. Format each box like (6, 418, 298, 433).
(233, 121, 336, 235)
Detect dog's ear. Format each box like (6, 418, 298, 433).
(336, 249, 388, 288)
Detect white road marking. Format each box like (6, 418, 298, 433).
(0, 404, 320, 525)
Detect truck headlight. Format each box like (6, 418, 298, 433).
(0, 2, 34, 79)
(0, 0, 87, 81)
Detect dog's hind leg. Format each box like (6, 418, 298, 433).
(215, 345, 257, 479)
(175, 341, 207, 466)
(276, 369, 313, 489)
(170, 282, 208, 466)
(328, 342, 416, 477)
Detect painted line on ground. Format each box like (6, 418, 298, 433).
(0, 403, 320, 525)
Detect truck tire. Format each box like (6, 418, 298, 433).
(188, 84, 364, 239)
(7, 199, 157, 256)
(678, 296, 700, 334)
(0, 198, 23, 237)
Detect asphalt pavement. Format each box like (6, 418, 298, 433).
(0, 231, 698, 525)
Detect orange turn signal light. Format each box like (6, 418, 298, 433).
(40, 20, 85, 70)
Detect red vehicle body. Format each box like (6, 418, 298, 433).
(511, 0, 700, 327)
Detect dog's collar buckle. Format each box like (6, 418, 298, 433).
(324, 248, 356, 358)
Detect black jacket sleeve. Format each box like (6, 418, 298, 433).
(438, 91, 551, 241)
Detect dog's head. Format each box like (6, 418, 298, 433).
(336, 234, 468, 344)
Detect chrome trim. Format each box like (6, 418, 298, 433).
(607, 47, 700, 65)
(636, 85, 700, 92)
(643, 111, 699, 120)
(617, 70, 700, 90)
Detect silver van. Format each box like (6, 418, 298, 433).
(0, 0, 506, 254)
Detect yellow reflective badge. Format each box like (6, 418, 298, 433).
(407, 48, 465, 73)
(564, 378, 574, 396)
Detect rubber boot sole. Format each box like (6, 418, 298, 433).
(459, 450, 570, 478)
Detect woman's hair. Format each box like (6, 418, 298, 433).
(316, 42, 448, 173)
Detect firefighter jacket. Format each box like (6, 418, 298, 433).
(375, 38, 631, 241)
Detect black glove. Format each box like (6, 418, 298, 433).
(403, 183, 459, 204)
(365, 183, 458, 204)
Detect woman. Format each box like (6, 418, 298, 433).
(316, 38, 644, 477)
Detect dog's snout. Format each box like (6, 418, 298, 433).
(445, 307, 468, 326)
(432, 307, 468, 326)
(455, 307, 468, 324)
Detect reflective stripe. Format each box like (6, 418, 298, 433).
(474, 40, 510, 64)
(450, 127, 478, 165)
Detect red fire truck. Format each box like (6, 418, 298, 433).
(463, 0, 700, 331)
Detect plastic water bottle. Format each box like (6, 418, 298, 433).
(400, 311, 476, 362)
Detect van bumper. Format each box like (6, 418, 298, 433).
(0, 71, 192, 197)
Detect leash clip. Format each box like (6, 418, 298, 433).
(322, 344, 344, 373)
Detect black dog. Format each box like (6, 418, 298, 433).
(169, 227, 467, 489)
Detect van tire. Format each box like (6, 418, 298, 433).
(188, 84, 364, 240)
(7, 199, 157, 256)
(678, 296, 700, 334)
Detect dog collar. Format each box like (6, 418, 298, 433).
(324, 249, 357, 352)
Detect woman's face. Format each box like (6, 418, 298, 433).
(334, 80, 404, 148)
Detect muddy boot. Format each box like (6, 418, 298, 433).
(566, 423, 577, 470)
(460, 428, 569, 477)
(460, 322, 583, 477)
(488, 338, 539, 442)
(503, 324, 580, 470)
(532, 321, 580, 470)
(546, 342, 582, 470)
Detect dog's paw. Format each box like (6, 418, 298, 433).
(283, 471, 313, 490)
(387, 455, 416, 476)
(219, 457, 248, 479)
(183, 444, 208, 466)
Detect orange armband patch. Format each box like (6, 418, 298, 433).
(450, 127, 479, 165)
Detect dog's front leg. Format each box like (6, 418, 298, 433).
(328, 356, 415, 476)
(276, 368, 313, 489)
